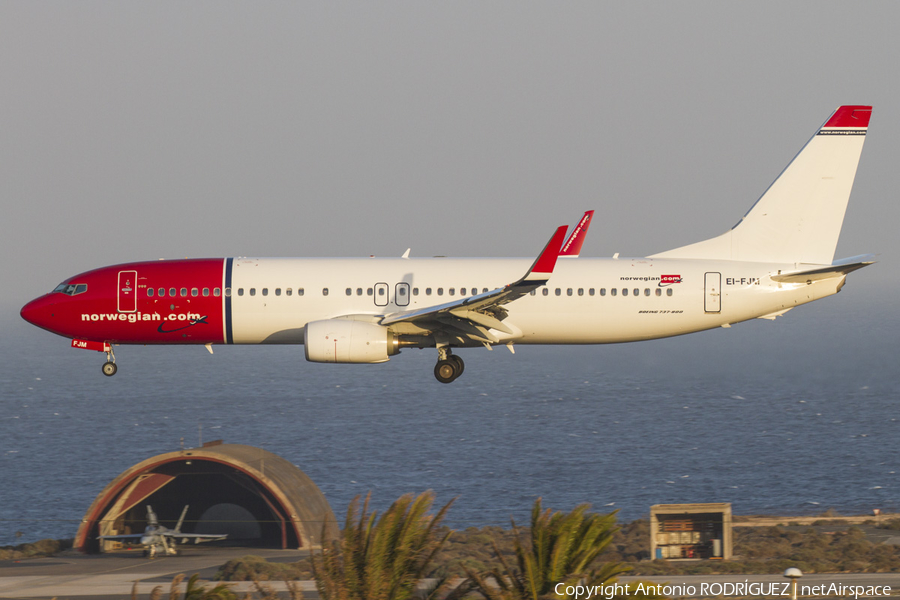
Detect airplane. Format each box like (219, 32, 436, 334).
(98, 505, 227, 558)
(21, 106, 874, 384)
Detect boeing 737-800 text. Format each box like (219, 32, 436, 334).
(21, 106, 874, 383)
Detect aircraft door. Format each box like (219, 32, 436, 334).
(395, 282, 410, 307)
(373, 283, 389, 307)
(118, 270, 138, 313)
(704, 272, 721, 313)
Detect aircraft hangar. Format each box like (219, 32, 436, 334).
(75, 441, 339, 553)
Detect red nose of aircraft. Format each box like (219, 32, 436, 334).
(20, 295, 57, 332)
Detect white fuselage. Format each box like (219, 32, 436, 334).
(227, 256, 841, 345)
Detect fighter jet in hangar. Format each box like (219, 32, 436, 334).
(21, 106, 874, 383)
(98, 505, 226, 558)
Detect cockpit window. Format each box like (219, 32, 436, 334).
(53, 283, 87, 296)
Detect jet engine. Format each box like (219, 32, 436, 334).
(304, 320, 400, 364)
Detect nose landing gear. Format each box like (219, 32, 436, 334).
(434, 347, 464, 384)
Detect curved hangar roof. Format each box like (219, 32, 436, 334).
(76, 442, 338, 553)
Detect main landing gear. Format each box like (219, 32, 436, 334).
(434, 347, 464, 384)
(102, 346, 117, 377)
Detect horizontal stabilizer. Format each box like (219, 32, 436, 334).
(770, 255, 875, 284)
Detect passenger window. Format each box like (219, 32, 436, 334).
(644, 288, 650, 296)
(180, 288, 187, 297)
(159, 287, 165, 296)
(238, 288, 244, 296)
(482, 288, 488, 293)
(667, 288, 673, 296)
(633, 288, 639, 296)
(398, 287, 407, 297)
(286, 288, 292, 296)
(275, 288, 281, 296)
(622, 289, 628, 296)
(224, 287, 230, 297)
(298, 288, 304, 296)
(611, 288, 617, 296)
(147, 288, 154, 297)
(357, 288, 363, 296)
(203, 288, 210, 297)
(346, 288, 352, 296)
(262, 288, 268, 296)
(250, 288, 256, 296)
(323, 288, 329, 296)
(567, 288, 573, 296)
(191, 288, 199, 297)
(578, 288, 584, 296)
(214, 288, 221, 297)
(530, 290, 536, 296)
(459, 288, 466, 296)
(169, 288, 176, 297)
(555, 288, 561, 296)
(426, 288, 432, 295)
(600, 288, 605, 296)
(367, 288, 374, 296)
(413, 288, 419, 296)
(437, 288, 444, 296)
(589, 288, 595, 296)
(542, 288, 549, 296)
(378, 287, 385, 296)
(449, 288, 455, 296)
(655, 288, 661, 296)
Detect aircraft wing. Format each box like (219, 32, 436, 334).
(380, 225, 568, 344)
(165, 532, 228, 544)
(164, 532, 227, 539)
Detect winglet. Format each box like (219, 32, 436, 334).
(523, 225, 568, 283)
(560, 210, 594, 257)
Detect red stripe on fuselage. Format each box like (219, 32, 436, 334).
(23, 259, 226, 344)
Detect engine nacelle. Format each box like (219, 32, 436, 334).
(304, 320, 398, 364)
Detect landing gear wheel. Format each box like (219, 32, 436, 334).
(449, 354, 465, 377)
(102, 361, 117, 377)
(434, 359, 458, 384)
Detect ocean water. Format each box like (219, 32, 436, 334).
(2, 290, 899, 544)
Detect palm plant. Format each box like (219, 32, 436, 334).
(311, 491, 455, 600)
(452, 499, 634, 600)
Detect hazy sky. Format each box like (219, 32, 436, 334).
(3, 2, 897, 312)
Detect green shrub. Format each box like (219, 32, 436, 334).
(215, 555, 312, 581)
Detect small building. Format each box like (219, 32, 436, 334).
(650, 503, 732, 560)
(75, 442, 339, 553)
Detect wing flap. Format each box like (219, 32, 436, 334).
(449, 308, 514, 335)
